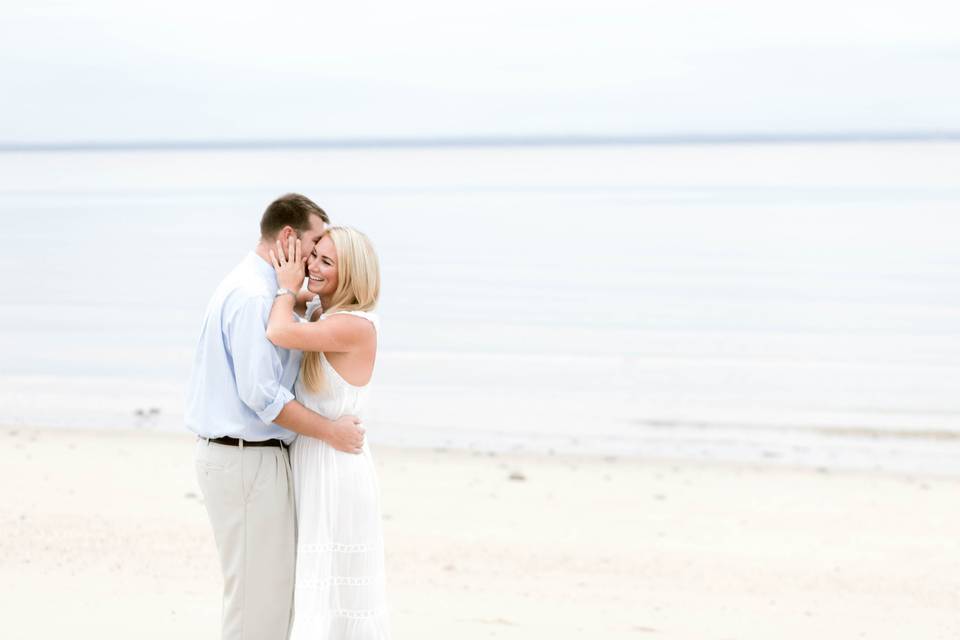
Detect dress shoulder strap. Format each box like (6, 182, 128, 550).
(321, 309, 380, 333)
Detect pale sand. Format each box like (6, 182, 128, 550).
(1, 427, 957, 639)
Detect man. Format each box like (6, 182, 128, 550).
(186, 193, 365, 640)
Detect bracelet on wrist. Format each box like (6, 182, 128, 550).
(275, 287, 297, 301)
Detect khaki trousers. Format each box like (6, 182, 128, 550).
(196, 439, 296, 640)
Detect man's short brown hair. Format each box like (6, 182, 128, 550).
(260, 193, 329, 239)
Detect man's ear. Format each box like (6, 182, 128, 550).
(275, 226, 296, 259)
(278, 226, 298, 250)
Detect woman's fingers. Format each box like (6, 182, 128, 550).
(295, 238, 301, 264)
(275, 239, 286, 264)
(269, 249, 280, 270)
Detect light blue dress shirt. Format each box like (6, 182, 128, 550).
(185, 252, 301, 444)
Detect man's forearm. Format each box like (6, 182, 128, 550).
(273, 400, 333, 440)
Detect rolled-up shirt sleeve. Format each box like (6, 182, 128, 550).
(225, 295, 295, 424)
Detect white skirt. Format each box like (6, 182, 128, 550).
(289, 436, 390, 640)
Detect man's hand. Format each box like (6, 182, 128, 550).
(273, 402, 365, 454)
(323, 415, 366, 454)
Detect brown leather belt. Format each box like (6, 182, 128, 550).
(207, 436, 287, 448)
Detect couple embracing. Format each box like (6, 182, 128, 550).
(186, 194, 390, 639)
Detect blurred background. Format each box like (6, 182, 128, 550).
(1, 0, 959, 472)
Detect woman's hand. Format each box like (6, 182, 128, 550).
(269, 236, 305, 292)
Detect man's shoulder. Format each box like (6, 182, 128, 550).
(216, 259, 272, 301)
(219, 280, 271, 318)
(200, 260, 271, 326)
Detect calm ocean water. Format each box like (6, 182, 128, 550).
(1, 141, 958, 473)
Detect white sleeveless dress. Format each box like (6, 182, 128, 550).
(289, 308, 390, 640)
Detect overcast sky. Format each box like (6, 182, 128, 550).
(2, 0, 959, 143)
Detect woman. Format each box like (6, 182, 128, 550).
(267, 227, 390, 640)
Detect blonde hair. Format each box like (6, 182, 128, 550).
(300, 226, 380, 392)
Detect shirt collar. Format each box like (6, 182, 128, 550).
(246, 251, 278, 286)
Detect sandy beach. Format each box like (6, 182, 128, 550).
(1, 426, 957, 639)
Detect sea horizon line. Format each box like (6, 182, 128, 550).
(2, 130, 960, 152)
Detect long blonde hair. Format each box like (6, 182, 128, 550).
(300, 226, 380, 392)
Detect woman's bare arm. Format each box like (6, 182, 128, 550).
(267, 302, 373, 353)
